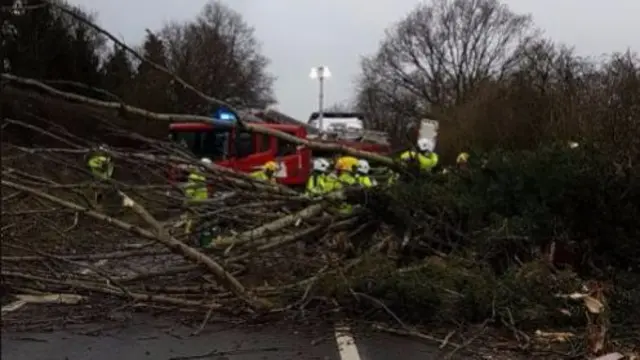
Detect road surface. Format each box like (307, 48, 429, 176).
(2, 315, 457, 360)
(1, 249, 472, 360)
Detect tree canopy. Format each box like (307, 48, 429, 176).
(355, 0, 639, 163)
(1, 0, 276, 112)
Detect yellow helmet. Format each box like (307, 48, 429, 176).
(263, 161, 278, 172)
(456, 152, 470, 164)
(336, 156, 358, 172)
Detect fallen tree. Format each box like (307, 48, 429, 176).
(1, 8, 639, 356)
(2, 84, 639, 359)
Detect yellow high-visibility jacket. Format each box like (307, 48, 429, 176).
(323, 173, 340, 192)
(250, 170, 276, 183)
(87, 154, 114, 179)
(306, 173, 329, 195)
(356, 175, 376, 188)
(338, 172, 357, 186)
(330, 172, 356, 215)
(399, 151, 439, 171)
(185, 172, 208, 200)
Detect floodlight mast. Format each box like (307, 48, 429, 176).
(309, 66, 331, 133)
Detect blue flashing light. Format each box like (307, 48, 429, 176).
(212, 106, 237, 123)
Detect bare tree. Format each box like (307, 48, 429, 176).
(356, 0, 537, 135)
(159, 0, 275, 114)
(323, 101, 353, 113)
(581, 51, 640, 160)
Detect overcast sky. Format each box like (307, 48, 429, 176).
(71, 0, 639, 121)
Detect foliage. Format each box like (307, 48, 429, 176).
(352, 1, 639, 331)
(342, 256, 585, 329)
(391, 144, 640, 272)
(101, 45, 134, 99)
(351, 143, 640, 330)
(1, 0, 104, 87)
(128, 31, 173, 112)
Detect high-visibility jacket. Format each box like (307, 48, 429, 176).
(185, 172, 208, 201)
(306, 172, 329, 195)
(331, 172, 356, 215)
(87, 154, 114, 179)
(324, 173, 340, 192)
(337, 172, 357, 186)
(250, 170, 276, 183)
(356, 174, 376, 188)
(399, 151, 439, 171)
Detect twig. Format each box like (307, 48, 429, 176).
(443, 319, 490, 359)
(351, 291, 408, 329)
(2, 271, 218, 309)
(372, 323, 462, 348)
(2, 249, 165, 262)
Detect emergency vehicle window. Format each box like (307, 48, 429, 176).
(260, 134, 271, 152)
(276, 136, 297, 157)
(171, 131, 198, 151)
(201, 129, 230, 160)
(235, 131, 254, 158)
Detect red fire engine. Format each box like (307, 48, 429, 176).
(168, 107, 392, 187)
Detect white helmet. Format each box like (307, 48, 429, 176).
(201, 157, 212, 165)
(568, 141, 579, 149)
(313, 158, 330, 172)
(356, 159, 370, 174)
(417, 138, 435, 152)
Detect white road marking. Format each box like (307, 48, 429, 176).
(334, 324, 362, 360)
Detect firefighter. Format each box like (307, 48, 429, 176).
(400, 138, 439, 172)
(335, 156, 357, 186)
(306, 158, 330, 195)
(323, 157, 343, 192)
(251, 161, 279, 183)
(324, 165, 340, 193)
(388, 138, 439, 184)
(456, 152, 470, 169)
(183, 158, 210, 236)
(355, 159, 376, 187)
(87, 144, 114, 205)
(330, 157, 357, 215)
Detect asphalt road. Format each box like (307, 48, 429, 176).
(1, 315, 454, 360)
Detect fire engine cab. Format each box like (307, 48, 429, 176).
(169, 107, 311, 187)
